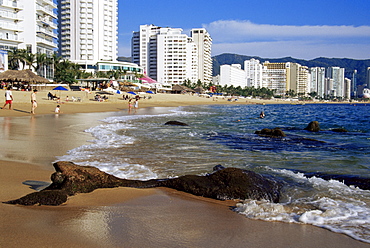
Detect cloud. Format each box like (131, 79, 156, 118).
(204, 20, 370, 42)
(203, 20, 370, 59)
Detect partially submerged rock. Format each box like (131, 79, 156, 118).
(164, 121, 189, 126)
(331, 128, 348, 132)
(4, 161, 282, 206)
(255, 128, 286, 137)
(304, 121, 320, 132)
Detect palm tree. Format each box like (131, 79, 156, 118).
(8, 48, 27, 70)
(24, 52, 35, 70)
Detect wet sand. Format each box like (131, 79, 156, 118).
(1, 90, 369, 247)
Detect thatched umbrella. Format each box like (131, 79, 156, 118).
(171, 84, 195, 94)
(0, 69, 49, 84)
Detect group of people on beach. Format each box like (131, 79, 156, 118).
(128, 95, 140, 113)
(1, 87, 39, 114)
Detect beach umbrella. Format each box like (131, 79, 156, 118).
(127, 91, 136, 95)
(52, 86, 68, 91)
(146, 90, 154, 94)
(52, 86, 68, 98)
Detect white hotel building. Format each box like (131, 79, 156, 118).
(132, 24, 212, 85)
(58, 0, 117, 70)
(57, 0, 142, 74)
(0, 0, 57, 77)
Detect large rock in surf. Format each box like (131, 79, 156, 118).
(304, 121, 320, 132)
(164, 121, 189, 126)
(4, 161, 281, 206)
(255, 128, 286, 137)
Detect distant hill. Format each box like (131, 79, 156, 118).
(117, 56, 132, 63)
(212, 53, 370, 85)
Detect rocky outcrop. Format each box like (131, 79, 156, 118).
(164, 121, 189, 126)
(304, 121, 320, 132)
(255, 128, 286, 137)
(4, 161, 281, 206)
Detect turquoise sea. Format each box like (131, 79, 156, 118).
(57, 103, 370, 243)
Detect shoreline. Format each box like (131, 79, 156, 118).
(1, 91, 369, 247)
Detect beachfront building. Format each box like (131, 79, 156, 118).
(57, 0, 122, 73)
(310, 67, 326, 98)
(244, 58, 263, 88)
(262, 62, 287, 96)
(191, 28, 212, 85)
(327, 67, 345, 99)
(0, 0, 57, 78)
(219, 64, 245, 88)
(344, 78, 351, 100)
(366, 67, 370, 87)
(132, 24, 212, 85)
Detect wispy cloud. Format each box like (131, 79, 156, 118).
(202, 20, 370, 59)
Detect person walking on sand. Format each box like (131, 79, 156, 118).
(2, 86, 13, 110)
(31, 89, 38, 114)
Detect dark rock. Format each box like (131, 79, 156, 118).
(331, 128, 348, 132)
(4, 190, 68, 206)
(160, 167, 281, 202)
(255, 128, 286, 137)
(304, 121, 320, 132)
(4, 161, 282, 206)
(164, 121, 189, 126)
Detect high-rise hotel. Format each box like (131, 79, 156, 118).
(132, 24, 212, 85)
(0, 0, 58, 75)
(58, 0, 120, 71)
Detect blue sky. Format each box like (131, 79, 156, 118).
(117, 0, 370, 60)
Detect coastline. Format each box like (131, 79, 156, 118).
(1, 90, 369, 247)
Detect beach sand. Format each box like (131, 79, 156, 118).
(1, 90, 369, 247)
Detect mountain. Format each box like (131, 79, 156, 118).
(212, 53, 370, 85)
(117, 56, 132, 63)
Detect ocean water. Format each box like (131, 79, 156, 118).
(57, 103, 370, 243)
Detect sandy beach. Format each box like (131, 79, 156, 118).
(1, 89, 369, 247)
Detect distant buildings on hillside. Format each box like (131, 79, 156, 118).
(218, 59, 359, 99)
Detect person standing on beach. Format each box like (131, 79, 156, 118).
(134, 98, 139, 112)
(31, 89, 38, 114)
(2, 86, 13, 110)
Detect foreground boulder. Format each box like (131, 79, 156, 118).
(255, 128, 286, 137)
(304, 121, 320, 132)
(4, 161, 281, 206)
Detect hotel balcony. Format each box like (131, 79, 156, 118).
(37, 0, 57, 9)
(37, 26, 57, 38)
(0, 31, 23, 43)
(36, 37, 57, 48)
(0, 21, 22, 32)
(1, 0, 24, 10)
(36, 5, 57, 19)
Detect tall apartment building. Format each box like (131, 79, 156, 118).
(310, 67, 326, 98)
(219, 64, 245, 87)
(191, 28, 212, 84)
(0, 0, 57, 77)
(58, 0, 118, 70)
(244, 58, 263, 88)
(327, 67, 345, 98)
(286, 62, 309, 95)
(366, 67, 370, 87)
(132, 24, 211, 85)
(262, 62, 287, 96)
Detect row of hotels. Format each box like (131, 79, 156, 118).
(0, 0, 213, 89)
(218, 60, 357, 99)
(0, 0, 368, 99)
